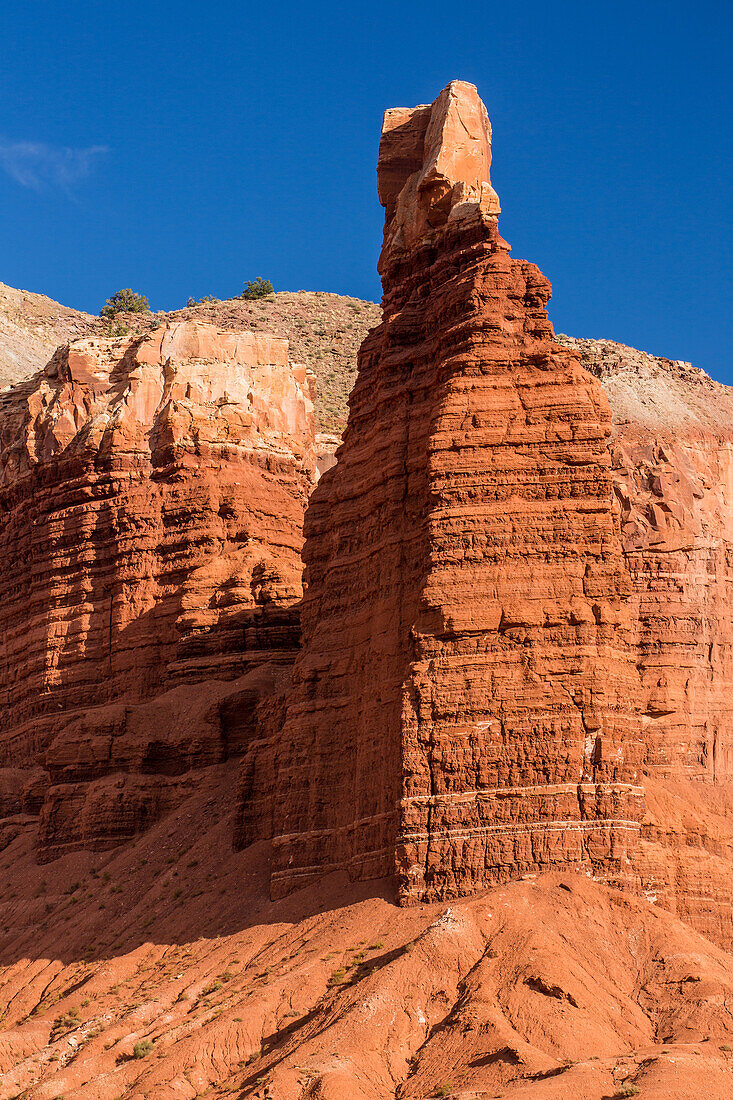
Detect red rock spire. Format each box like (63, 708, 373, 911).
(377, 79, 500, 264)
(248, 81, 645, 903)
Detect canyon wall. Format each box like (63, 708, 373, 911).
(0, 321, 316, 858)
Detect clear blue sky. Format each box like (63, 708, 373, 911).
(2, 0, 731, 380)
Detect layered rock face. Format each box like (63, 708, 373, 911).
(0, 321, 316, 857)
(558, 336, 733, 944)
(563, 337, 733, 784)
(262, 82, 646, 903)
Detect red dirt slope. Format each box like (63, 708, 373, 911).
(1, 771, 733, 1099)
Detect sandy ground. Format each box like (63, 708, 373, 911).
(0, 764, 731, 1099)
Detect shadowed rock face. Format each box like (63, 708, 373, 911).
(256, 81, 646, 903)
(0, 321, 316, 858)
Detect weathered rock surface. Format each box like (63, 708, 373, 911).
(560, 335, 733, 947)
(0, 321, 316, 857)
(232, 84, 733, 949)
(256, 81, 646, 904)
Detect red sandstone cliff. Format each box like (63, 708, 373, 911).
(0, 320, 316, 859)
(256, 82, 646, 904)
(559, 335, 733, 945)
(233, 84, 733, 953)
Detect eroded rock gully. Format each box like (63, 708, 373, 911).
(0, 320, 316, 858)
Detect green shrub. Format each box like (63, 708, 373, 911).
(615, 1087, 641, 1098)
(51, 1009, 81, 1037)
(100, 289, 150, 317)
(132, 1039, 154, 1059)
(241, 277, 274, 300)
(200, 981, 222, 996)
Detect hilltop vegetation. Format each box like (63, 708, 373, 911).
(0, 285, 380, 433)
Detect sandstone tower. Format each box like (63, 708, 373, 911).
(264, 81, 645, 902)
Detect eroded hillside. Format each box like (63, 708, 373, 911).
(0, 285, 380, 433)
(1, 781, 733, 1099)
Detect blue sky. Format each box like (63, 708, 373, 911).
(2, 0, 731, 381)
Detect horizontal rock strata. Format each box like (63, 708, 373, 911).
(1, 85, 731, 957)
(561, 335, 733, 945)
(0, 321, 316, 857)
(257, 81, 646, 903)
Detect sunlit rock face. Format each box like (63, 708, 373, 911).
(0, 321, 316, 857)
(559, 334, 733, 946)
(256, 81, 645, 904)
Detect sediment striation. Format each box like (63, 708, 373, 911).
(562, 336, 733, 945)
(1, 80, 733, 1099)
(0, 321, 316, 857)
(0, 81, 731, 958)
(238, 84, 733, 938)
(259, 81, 647, 903)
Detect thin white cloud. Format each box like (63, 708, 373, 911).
(0, 138, 108, 192)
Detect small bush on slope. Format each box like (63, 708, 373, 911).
(100, 289, 149, 317)
(241, 277, 274, 300)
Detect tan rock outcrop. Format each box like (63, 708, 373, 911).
(377, 80, 500, 259)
